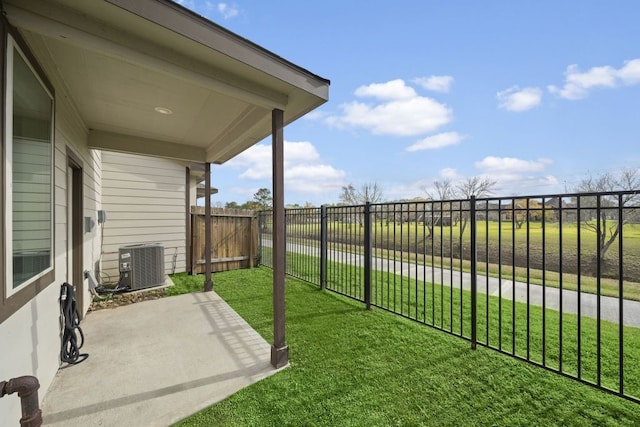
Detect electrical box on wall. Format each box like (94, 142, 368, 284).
(84, 216, 95, 233)
(97, 210, 107, 224)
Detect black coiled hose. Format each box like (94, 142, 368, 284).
(59, 283, 89, 365)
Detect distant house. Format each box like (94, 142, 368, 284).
(0, 0, 329, 421)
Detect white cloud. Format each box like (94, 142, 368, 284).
(223, 141, 346, 195)
(406, 132, 464, 152)
(327, 79, 453, 136)
(413, 75, 454, 93)
(303, 110, 329, 121)
(285, 165, 346, 193)
(383, 179, 431, 201)
(217, 2, 239, 19)
(490, 174, 560, 196)
(440, 168, 461, 180)
(475, 156, 552, 173)
(496, 86, 542, 112)
(468, 156, 559, 195)
(618, 59, 640, 85)
(389, 157, 560, 199)
(548, 58, 640, 100)
(354, 79, 417, 100)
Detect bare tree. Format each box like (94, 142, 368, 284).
(422, 180, 455, 237)
(456, 176, 497, 199)
(339, 182, 384, 227)
(339, 182, 384, 205)
(574, 168, 640, 269)
(423, 179, 455, 201)
(456, 176, 497, 235)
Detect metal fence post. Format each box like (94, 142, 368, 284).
(364, 202, 372, 310)
(320, 205, 328, 290)
(284, 209, 288, 275)
(470, 195, 477, 350)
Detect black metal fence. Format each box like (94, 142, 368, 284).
(258, 190, 640, 404)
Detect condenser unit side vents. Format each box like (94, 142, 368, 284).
(118, 244, 164, 290)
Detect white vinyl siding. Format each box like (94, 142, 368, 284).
(101, 151, 186, 281)
(0, 32, 103, 422)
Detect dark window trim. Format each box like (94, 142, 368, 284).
(66, 147, 83, 317)
(1, 17, 56, 324)
(185, 166, 191, 275)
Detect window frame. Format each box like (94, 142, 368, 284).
(1, 19, 56, 324)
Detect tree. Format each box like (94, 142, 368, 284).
(424, 179, 455, 201)
(443, 176, 496, 236)
(253, 188, 272, 209)
(456, 176, 497, 199)
(573, 168, 640, 269)
(339, 182, 384, 205)
(421, 177, 496, 237)
(338, 182, 384, 228)
(456, 176, 497, 236)
(506, 198, 555, 229)
(240, 200, 263, 210)
(225, 201, 240, 209)
(422, 180, 455, 237)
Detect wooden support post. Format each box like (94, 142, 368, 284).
(204, 162, 213, 292)
(186, 166, 192, 275)
(271, 108, 289, 368)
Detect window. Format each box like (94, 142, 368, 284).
(5, 35, 54, 294)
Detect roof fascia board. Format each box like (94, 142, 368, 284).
(105, 0, 330, 97)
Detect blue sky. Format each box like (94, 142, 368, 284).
(176, 1, 640, 206)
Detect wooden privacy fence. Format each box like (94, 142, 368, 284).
(190, 207, 258, 274)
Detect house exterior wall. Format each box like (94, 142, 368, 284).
(0, 77, 102, 424)
(100, 151, 187, 282)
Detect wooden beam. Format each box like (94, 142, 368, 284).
(89, 130, 206, 162)
(196, 256, 250, 264)
(271, 108, 288, 368)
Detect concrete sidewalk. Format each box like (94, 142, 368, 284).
(41, 291, 281, 426)
(263, 238, 640, 327)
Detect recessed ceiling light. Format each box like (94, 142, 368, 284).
(154, 106, 173, 115)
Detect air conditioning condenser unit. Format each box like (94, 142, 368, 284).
(118, 244, 164, 290)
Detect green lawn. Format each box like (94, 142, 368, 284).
(280, 248, 640, 395)
(171, 268, 640, 426)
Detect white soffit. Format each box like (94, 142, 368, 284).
(4, 0, 329, 163)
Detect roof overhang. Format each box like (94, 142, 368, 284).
(3, 0, 329, 163)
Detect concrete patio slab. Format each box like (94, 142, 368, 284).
(41, 291, 281, 426)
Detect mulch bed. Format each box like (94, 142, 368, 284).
(89, 287, 167, 311)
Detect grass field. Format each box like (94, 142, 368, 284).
(171, 268, 640, 426)
(267, 217, 640, 301)
(286, 219, 640, 278)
